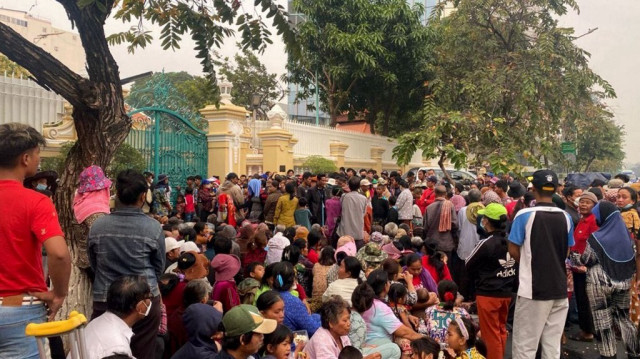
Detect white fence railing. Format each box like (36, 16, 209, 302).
(0, 74, 65, 130)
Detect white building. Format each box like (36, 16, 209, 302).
(0, 8, 85, 74)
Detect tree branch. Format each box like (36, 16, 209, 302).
(0, 22, 88, 107)
(58, 0, 121, 85)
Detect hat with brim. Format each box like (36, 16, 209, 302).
(211, 253, 241, 281)
(165, 237, 184, 253)
(223, 304, 277, 337)
(477, 203, 508, 221)
(357, 242, 388, 264)
(77, 166, 111, 194)
(24, 170, 59, 193)
(360, 179, 371, 186)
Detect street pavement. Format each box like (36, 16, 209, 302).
(504, 322, 628, 358)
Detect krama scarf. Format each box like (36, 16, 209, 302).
(435, 197, 453, 232)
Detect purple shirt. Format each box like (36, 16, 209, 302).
(325, 197, 342, 237)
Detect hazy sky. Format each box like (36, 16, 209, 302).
(2, 0, 639, 165)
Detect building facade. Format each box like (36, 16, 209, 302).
(0, 8, 85, 74)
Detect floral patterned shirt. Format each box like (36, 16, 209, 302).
(420, 306, 470, 343)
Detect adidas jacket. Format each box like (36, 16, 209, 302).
(465, 232, 517, 298)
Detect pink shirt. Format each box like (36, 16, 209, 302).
(304, 327, 351, 359)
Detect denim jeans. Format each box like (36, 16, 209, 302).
(0, 304, 46, 359)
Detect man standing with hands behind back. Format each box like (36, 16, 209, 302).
(0, 123, 71, 358)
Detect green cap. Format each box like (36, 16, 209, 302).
(222, 304, 277, 337)
(477, 203, 507, 221)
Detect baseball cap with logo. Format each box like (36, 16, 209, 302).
(222, 304, 277, 337)
(165, 237, 185, 254)
(531, 169, 559, 192)
(477, 203, 508, 221)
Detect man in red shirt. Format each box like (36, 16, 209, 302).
(416, 175, 438, 214)
(0, 123, 71, 358)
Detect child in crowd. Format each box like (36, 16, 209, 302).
(261, 324, 305, 359)
(184, 187, 196, 222)
(411, 337, 441, 359)
(445, 317, 485, 359)
(421, 281, 470, 343)
(238, 262, 265, 304)
(339, 346, 364, 359)
(388, 283, 415, 359)
(295, 197, 313, 230)
(175, 194, 186, 219)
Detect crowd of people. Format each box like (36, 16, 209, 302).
(4, 122, 640, 359)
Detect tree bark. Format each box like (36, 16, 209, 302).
(0, 1, 130, 340)
(438, 150, 455, 185)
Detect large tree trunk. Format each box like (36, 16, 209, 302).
(0, 1, 130, 346)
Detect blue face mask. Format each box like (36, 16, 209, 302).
(479, 221, 486, 232)
(622, 203, 634, 210)
(36, 184, 48, 191)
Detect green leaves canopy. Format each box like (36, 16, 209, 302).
(286, 0, 431, 132)
(41, 141, 146, 178)
(107, 0, 296, 98)
(214, 46, 283, 113)
(394, 0, 618, 175)
(302, 155, 338, 174)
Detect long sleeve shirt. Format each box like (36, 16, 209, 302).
(88, 207, 165, 301)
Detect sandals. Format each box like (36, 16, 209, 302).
(568, 333, 594, 342)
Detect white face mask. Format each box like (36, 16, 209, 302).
(574, 198, 580, 208)
(140, 300, 152, 317)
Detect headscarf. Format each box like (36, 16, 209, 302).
(295, 226, 309, 240)
(73, 188, 110, 223)
(381, 242, 402, 260)
(451, 194, 466, 213)
(482, 190, 501, 206)
(465, 202, 485, 225)
(335, 241, 357, 260)
(174, 303, 222, 359)
(370, 232, 384, 245)
(588, 201, 636, 281)
(211, 254, 241, 282)
(248, 178, 262, 198)
(337, 235, 355, 248)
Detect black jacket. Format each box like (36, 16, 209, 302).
(465, 232, 516, 297)
(307, 185, 331, 225)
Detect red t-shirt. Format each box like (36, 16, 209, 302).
(0, 180, 64, 296)
(422, 255, 452, 283)
(573, 214, 599, 254)
(185, 194, 195, 213)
